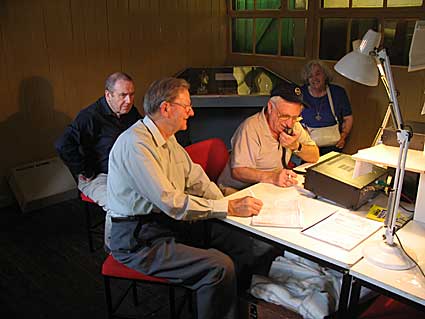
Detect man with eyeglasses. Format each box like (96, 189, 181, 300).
(107, 77, 280, 319)
(217, 82, 319, 194)
(55, 72, 141, 250)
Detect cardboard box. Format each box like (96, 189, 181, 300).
(8, 157, 77, 212)
(239, 293, 302, 319)
(382, 122, 425, 151)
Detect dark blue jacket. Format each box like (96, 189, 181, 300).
(55, 96, 142, 178)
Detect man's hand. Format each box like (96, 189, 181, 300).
(279, 128, 301, 150)
(78, 173, 94, 183)
(272, 169, 298, 188)
(228, 196, 263, 217)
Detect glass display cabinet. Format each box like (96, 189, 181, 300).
(175, 66, 294, 148)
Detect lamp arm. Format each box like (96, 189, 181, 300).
(374, 50, 399, 130)
(375, 58, 391, 98)
(385, 130, 410, 245)
(374, 49, 413, 246)
(376, 49, 404, 130)
(371, 56, 395, 145)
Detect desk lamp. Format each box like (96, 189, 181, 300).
(334, 29, 416, 270)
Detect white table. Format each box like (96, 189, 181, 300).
(352, 144, 425, 223)
(348, 220, 425, 312)
(220, 182, 382, 317)
(224, 182, 371, 269)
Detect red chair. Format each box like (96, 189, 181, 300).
(80, 192, 105, 252)
(184, 138, 229, 182)
(102, 254, 196, 319)
(100, 138, 227, 318)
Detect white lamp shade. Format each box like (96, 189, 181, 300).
(334, 29, 382, 87)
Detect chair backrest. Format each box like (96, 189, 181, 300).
(184, 138, 229, 183)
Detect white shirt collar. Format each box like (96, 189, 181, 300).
(143, 115, 167, 147)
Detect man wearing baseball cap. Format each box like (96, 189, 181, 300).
(217, 81, 319, 194)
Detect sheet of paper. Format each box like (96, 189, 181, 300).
(302, 210, 382, 251)
(251, 198, 302, 228)
(352, 160, 372, 178)
(408, 20, 425, 72)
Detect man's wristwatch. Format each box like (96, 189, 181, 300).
(293, 143, 302, 154)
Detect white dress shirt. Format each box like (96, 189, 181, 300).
(107, 116, 228, 220)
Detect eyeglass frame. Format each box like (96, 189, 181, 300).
(272, 103, 303, 122)
(168, 101, 193, 112)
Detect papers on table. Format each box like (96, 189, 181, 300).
(251, 199, 303, 228)
(302, 210, 382, 251)
(246, 186, 304, 228)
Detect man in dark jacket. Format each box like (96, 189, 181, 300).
(55, 72, 141, 250)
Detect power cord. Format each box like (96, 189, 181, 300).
(399, 203, 414, 213)
(395, 232, 425, 279)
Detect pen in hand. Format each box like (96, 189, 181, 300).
(249, 189, 255, 198)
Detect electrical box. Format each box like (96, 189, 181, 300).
(8, 157, 77, 213)
(304, 153, 388, 210)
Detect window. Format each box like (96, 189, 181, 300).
(256, 18, 279, 55)
(230, 0, 308, 57)
(318, 1, 423, 64)
(281, 18, 306, 56)
(320, 18, 379, 60)
(229, 0, 424, 66)
(232, 0, 282, 10)
(323, 0, 423, 7)
(232, 18, 253, 53)
(382, 20, 417, 66)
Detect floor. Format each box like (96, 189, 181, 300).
(0, 198, 187, 319)
(2, 197, 421, 319)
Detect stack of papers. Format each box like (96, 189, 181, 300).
(251, 199, 302, 228)
(302, 211, 382, 251)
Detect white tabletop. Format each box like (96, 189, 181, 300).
(352, 143, 425, 224)
(352, 144, 425, 174)
(350, 220, 425, 306)
(223, 182, 379, 269)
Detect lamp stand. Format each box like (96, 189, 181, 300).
(362, 49, 417, 270)
(362, 239, 416, 270)
(334, 30, 419, 270)
(363, 129, 416, 270)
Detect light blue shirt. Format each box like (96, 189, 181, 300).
(107, 116, 228, 220)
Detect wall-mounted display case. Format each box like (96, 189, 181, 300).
(175, 66, 295, 147)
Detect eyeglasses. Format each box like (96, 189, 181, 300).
(169, 101, 193, 112)
(274, 105, 302, 122)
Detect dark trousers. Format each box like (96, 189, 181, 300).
(110, 213, 279, 319)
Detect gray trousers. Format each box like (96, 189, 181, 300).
(110, 215, 238, 319)
(77, 173, 111, 250)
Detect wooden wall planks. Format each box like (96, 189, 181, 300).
(1, 0, 423, 192)
(0, 0, 227, 180)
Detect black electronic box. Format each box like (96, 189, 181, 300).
(304, 153, 388, 210)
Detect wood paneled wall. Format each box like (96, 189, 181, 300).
(0, 0, 227, 180)
(227, 54, 425, 155)
(1, 0, 424, 201)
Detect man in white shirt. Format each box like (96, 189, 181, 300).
(107, 77, 270, 319)
(218, 83, 319, 194)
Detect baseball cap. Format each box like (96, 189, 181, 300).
(270, 82, 310, 108)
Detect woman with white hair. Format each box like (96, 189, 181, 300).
(300, 60, 354, 155)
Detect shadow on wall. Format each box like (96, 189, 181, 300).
(0, 76, 71, 177)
